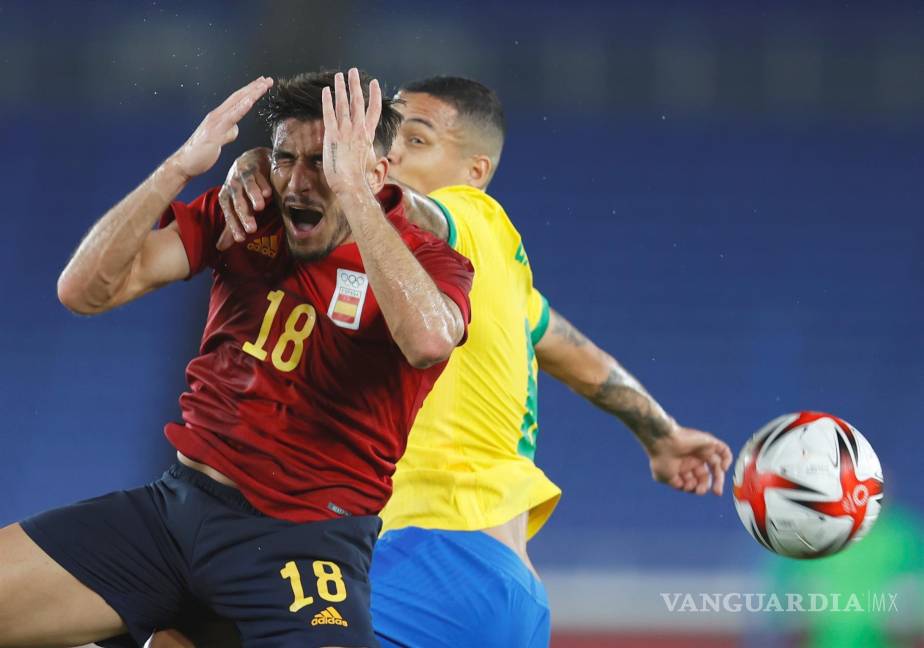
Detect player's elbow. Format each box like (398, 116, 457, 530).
(57, 274, 104, 315)
(402, 334, 456, 369)
(57, 275, 87, 313)
(398, 302, 464, 368)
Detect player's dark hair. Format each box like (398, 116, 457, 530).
(262, 70, 402, 156)
(399, 76, 506, 145)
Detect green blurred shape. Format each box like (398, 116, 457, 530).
(770, 504, 924, 648)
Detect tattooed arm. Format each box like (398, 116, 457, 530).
(535, 308, 732, 495)
(535, 309, 675, 447)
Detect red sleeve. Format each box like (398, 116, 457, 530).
(158, 187, 224, 277)
(411, 237, 475, 345)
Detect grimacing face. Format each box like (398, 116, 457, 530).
(386, 92, 474, 195)
(270, 118, 351, 262)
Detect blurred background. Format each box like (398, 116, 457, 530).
(1, 1, 922, 646)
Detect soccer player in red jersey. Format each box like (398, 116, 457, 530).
(0, 68, 473, 648)
(193, 76, 733, 648)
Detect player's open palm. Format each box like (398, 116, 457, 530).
(321, 68, 382, 194)
(172, 76, 274, 180)
(648, 426, 733, 496)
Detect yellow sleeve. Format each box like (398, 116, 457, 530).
(527, 286, 550, 345)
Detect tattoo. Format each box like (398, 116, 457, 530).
(590, 366, 674, 448)
(546, 309, 675, 447)
(551, 313, 590, 347)
(330, 143, 337, 172)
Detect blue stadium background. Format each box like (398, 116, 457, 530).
(1, 1, 922, 645)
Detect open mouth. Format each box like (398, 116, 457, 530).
(287, 206, 324, 236)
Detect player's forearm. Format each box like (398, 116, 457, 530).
(340, 191, 461, 368)
(57, 158, 188, 314)
(536, 310, 676, 452)
(587, 357, 677, 453)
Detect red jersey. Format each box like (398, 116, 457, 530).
(160, 185, 473, 523)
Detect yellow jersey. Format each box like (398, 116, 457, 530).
(379, 185, 561, 539)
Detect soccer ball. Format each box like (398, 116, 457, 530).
(733, 411, 883, 558)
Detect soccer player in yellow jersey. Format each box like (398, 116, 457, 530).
(167, 76, 733, 648)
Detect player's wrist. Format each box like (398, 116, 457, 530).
(639, 416, 679, 455)
(336, 184, 380, 216)
(156, 156, 194, 196)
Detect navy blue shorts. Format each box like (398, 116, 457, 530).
(20, 463, 381, 648)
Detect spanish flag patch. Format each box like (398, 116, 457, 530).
(327, 269, 369, 330)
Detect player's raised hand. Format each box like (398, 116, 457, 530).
(170, 77, 273, 181)
(321, 68, 382, 195)
(216, 147, 273, 250)
(647, 426, 733, 496)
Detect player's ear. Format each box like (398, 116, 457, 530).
(468, 155, 493, 190)
(368, 157, 389, 194)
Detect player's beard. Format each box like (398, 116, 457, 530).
(284, 208, 351, 263)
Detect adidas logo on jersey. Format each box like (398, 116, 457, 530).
(311, 606, 349, 627)
(246, 235, 279, 258)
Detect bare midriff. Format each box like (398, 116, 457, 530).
(481, 510, 539, 580)
(177, 451, 238, 488)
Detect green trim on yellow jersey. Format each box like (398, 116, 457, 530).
(380, 185, 561, 540)
(530, 294, 550, 346)
(430, 197, 458, 248)
(517, 319, 540, 460)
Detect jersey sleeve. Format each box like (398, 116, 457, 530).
(427, 186, 481, 257)
(158, 187, 224, 277)
(527, 286, 551, 346)
(411, 237, 475, 345)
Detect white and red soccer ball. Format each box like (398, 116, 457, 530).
(733, 411, 883, 558)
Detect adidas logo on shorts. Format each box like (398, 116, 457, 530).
(311, 606, 349, 627)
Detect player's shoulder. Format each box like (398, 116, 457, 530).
(429, 185, 521, 244)
(186, 185, 226, 218)
(429, 185, 506, 219)
(431, 186, 527, 259)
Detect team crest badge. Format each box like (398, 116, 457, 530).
(328, 269, 369, 330)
